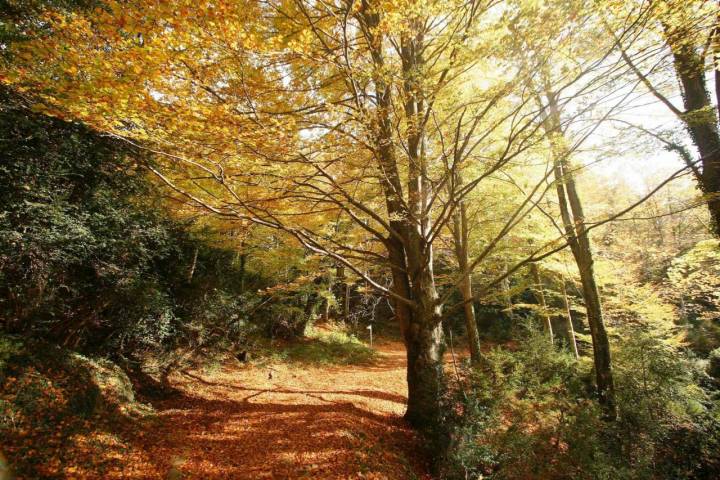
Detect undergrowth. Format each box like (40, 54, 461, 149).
(254, 323, 378, 366)
(440, 324, 720, 480)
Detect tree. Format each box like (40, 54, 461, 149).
(609, 0, 720, 235)
(2, 0, 700, 439)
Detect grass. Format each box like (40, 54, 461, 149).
(255, 323, 379, 366)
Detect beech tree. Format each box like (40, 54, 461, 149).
(2, 0, 703, 437)
(608, 0, 720, 235)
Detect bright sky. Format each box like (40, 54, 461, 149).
(580, 86, 699, 196)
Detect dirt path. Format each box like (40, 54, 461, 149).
(123, 341, 431, 479)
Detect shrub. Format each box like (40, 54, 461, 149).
(708, 348, 720, 380)
(440, 325, 720, 480)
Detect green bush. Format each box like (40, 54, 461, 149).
(440, 325, 720, 480)
(667, 240, 720, 355)
(708, 348, 720, 380)
(0, 88, 266, 368)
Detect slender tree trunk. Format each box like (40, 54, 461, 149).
(501, 263, 515, 320)
(450, 196, 482, 364)
(344, 282, 351, 325)
(530, 263, 553, 345)
(556, 158, 616, 417)
(187, 246, 198, 284)
(562, 158, 616, 415)
(336, 264, 350, 323)
(239, 252, 247, 293)
(714, 12, 720, 123)
(542, 88, 616, 418)
(562, 280, 580, 359)
(323, 280, 331, 322)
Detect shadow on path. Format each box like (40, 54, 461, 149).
(123, 341, 429, 479)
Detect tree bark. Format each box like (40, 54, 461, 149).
(404, 308, 445, 429)
(187, 246, 198, 284)
(400, 25, 445, 432)
(561, 280, 580, 359)
(556, 157, 616, 417)
(561, 160, 616, 415)
(336, 264, 350, 323)
(450, 185, 482, 364)
(358, 1, 445, 434)
(239, 252, 247, 293)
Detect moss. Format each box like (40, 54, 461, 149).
(0, 335, 22, 379)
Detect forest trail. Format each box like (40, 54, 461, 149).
(124, 341, 431, 479)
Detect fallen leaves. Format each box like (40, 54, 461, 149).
(133, 340, 430, 479)
(4, 340, 431, 479)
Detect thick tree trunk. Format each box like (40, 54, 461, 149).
(359, 1, 445, 441)
(386, 234, 444, 433)
(665, 26, 720, 235)
(402, 238, 445, 432)
(404, 312, 445, 429)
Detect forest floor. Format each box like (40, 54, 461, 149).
(99, 339, 433, 479)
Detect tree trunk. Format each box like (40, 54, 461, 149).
(336, 264, 350, 323)
(501, 262, 515, 321)
(542, 88, 616, 418)
(239, 252, 247, 293)
(555, 156, 616, 417)
(562, 164, 616, 416)
(402, 238, 445, 434)
(459, 272, 482, 365)
(530, 263, 553, 345)
(451, 198, 483, 364)
(665, 24, 720, 235)
(561, 280, 580, 359)
(404, 312, 445, 430)
(358, 1, 445, 441)
(187, 246, 198, 284)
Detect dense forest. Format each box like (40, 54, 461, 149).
(2, 0, 720, 478)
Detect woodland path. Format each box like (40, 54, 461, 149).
(123, 341, 432, 479)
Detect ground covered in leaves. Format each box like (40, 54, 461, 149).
(2, 334, 431, 479)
